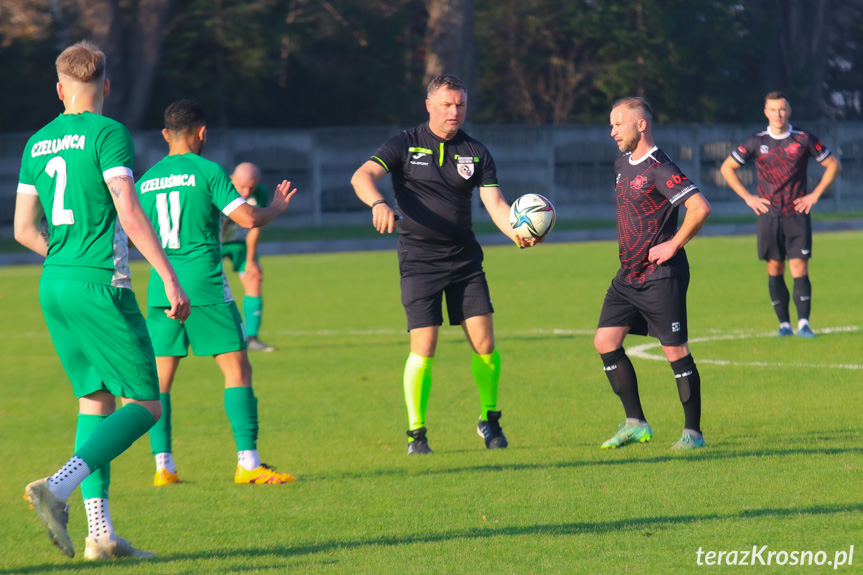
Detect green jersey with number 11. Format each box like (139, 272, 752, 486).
(137, 153, 245, 307)
(17, 112, 135, 287)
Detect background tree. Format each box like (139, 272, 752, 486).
(1, 0, 862, 132)
(423, 0, 476, 97)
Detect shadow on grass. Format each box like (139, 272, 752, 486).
(303, 445, 863, 482)
(7, 500, 863, 573)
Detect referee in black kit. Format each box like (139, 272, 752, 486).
(351, 74, 541, 455)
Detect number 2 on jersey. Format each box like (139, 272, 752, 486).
(156, 191, 181, 249)
(46, 156, 74, 226)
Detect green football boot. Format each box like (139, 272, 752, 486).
(601, 421, 653, 449)
(670, 432, 706, 450)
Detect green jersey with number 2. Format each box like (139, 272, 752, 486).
(17, 112, 135, 287)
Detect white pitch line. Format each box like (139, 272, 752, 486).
(271, 328, 597, 337)
(3, 326, 858, 371)
(627, 325, 862, 370)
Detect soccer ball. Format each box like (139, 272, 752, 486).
(509, 194, 556, 239)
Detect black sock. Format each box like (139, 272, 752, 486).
(768, 275, 791, 324)
(600, 348, 645, 421)
(670, 354, 701, 433)
(792, 275, 812, 321)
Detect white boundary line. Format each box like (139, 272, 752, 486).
(270, 328, 599, 337)
(5, 326, 859, 371)
(627, 325, 862, 370)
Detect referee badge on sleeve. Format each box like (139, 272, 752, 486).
(457, 156, 475, 180)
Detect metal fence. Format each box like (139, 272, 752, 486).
(2, 122, 862, 231)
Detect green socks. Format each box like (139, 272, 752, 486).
(472, 348, 501, 421)
(149, 392, 172, 455)
(404, 353, 434, 430)
(74, 403, 156, 472)
(244, 296, 263, 338)
(224, 387, 259, 451)
(403, 350, 499, 428)
(76, 414, 109, 500)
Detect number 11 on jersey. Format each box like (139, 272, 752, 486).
(156, 191, 181, 249)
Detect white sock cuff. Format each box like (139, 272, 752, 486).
(237, 450, 261, 470)
(48, 456, 92, 502)
(155, 452, 177, 474)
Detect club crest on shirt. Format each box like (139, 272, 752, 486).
(457, 156, 474, 179)
(631, 175, 646, 189)
(786, 142, 801, 155)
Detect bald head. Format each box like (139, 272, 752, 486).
(231, 162, 261, 199)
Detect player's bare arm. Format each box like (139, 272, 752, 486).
(351, 160, 395, 234)
(229, 180, 297, 229)
(794, 155, 842, 214)
(719, 157, 770, 215)
(243, 228, 263, 282)
(479, 186, 540, 249)
(13, 193, 50, 257)
(106, 173, 190, 322)
(648, 193, 711, 265)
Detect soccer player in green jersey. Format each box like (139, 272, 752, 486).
(222, 162, 275, 351)
(16, 41, 190, 560)
(137, 99, 297, 486)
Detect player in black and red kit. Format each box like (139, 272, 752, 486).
(596, 97, 712, 450)
(720, 91, 841, 338)
(351, 75, 541, 455)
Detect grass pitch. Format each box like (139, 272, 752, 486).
(1, 232, 861, 574)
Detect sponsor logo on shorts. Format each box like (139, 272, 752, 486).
(801, 249, 810, 255)
(671, 321, 681, 333)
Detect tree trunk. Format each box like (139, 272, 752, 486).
(423, 0, 476, 98)
(93, 0, 172, 128)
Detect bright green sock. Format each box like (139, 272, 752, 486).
(74, 403, 156, 472)
(76, 414, 109, 500)
(149, 393, 172, 454)
(404, 353, 433, 431)
(224, 387, 259, 451)
(472, 348, 501, 421)
(244, 296, 263, 337)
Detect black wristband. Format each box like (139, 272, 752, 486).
(372, 199, 387, 208)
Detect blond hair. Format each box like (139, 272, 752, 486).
(612, 97, 653, 123)
(56, 41, 106, 83)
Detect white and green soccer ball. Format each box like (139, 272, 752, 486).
(509, 193, 556, 239)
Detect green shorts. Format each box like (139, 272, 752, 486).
(222, 242, 257, 274)
(39, 278, 159, 401)
(147, 301, 247, 357)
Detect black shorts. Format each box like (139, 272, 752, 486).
(398, 238, 494, 331)
(757, 214, 812, 261)
(597, 274, 690, 347)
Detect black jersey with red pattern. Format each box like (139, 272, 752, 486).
(730, 126, 831, 218)
(613, 147, 700, 286)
